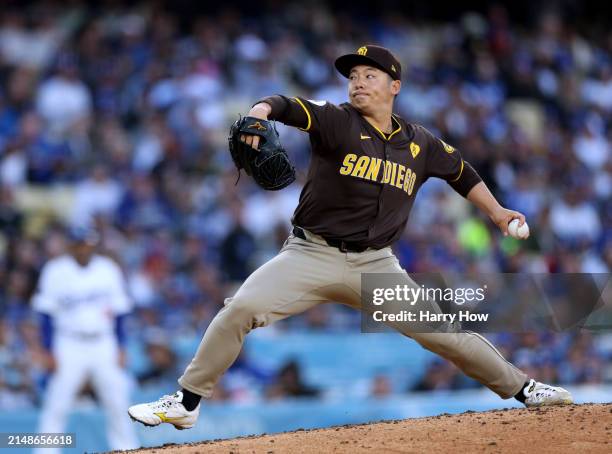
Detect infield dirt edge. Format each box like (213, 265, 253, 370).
(119, 403, 611, 454)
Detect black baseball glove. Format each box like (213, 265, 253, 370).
(228, 116, 296, 191)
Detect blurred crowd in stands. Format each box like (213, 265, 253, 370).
(0, 1, 610, 409)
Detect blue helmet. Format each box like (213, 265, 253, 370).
(67, 226, 100, 245)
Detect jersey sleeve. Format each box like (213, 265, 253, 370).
(257, 95, 350, 151)
(32, 263, 59, 315)
(422, 127, 482, 197)
(106, 260, 133, 315)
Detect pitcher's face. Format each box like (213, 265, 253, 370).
(348, 65, 400, 112)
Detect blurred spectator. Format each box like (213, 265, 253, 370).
(0, 319, 37, 409)
(137, 329, 179, 386)
(0, 143, 27, 187)
(557, 333, 604, 384)
(412, 359, 463, 391)
(266, 360, 319, 399)
(370, 374, 393, 398)
(36, 54, 92, 138)
(116, 174, 173, 230)
(70, 164, 123, 227)
(549, 188, 602, 245)
(573, 121, 610, 171)
(219, 201, 256, 282)
(222, 350, 272, 402)
(0, 186, 22, 235)
(0, 7, 68, 69)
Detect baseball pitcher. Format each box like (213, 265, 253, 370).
(129, 45, 572, 430)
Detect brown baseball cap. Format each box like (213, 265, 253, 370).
(335, 45, 402, 81)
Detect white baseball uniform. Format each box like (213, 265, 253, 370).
(32, 254, 139, 452)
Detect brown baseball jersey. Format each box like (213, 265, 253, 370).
(176, 92, 529, 404)
(259, 95, 482, 249)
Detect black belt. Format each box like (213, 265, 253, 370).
(292, 226, 368, 253)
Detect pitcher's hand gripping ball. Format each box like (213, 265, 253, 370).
(228, 116, 296, 190)
(508, 218, 530, 239)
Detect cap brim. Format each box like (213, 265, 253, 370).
(72, 238, 98, 246)
(69, 231, 100, 245)
(334, 54, 392, 79)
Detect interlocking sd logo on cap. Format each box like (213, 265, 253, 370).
(335, 44, 402, 81)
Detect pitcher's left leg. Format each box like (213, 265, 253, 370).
(406, 331, 527, 398)
(345, 248, 527, 399)
(405, 329, 571, 405)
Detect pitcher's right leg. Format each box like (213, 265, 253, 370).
(129, 234, 346, 428)
(177, 292, 323, 399)
(178, 236, 346, 397)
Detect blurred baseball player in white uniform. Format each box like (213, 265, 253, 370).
(33, 227, 138, 452)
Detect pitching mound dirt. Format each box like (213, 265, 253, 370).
(127, 403, 611, 453)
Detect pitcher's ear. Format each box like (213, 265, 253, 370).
(391, 79, 401, 95)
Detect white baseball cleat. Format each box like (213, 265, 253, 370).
(522, 379, 573, 407)
(128, 391, 200, 430)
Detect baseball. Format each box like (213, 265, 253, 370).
(508, 218, 530, 239)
